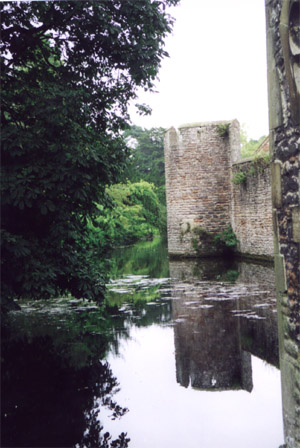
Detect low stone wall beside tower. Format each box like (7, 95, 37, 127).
(231, 159, 274, 259)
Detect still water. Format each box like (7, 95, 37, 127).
(1, 238, 284, 447)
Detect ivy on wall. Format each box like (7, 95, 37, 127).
(231, 154, 271, 186)
(190, 225, 238, 256)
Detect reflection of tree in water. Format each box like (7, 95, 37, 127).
(78, 409, 129, 448)
(107, 292, 172, 345)
(1, 269, 173, 447)
(1, 331, 130, 448)
(109, 237, 169, 280)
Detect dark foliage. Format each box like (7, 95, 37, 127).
(1, 0, 179, 303)
(1, 333, 129, 447)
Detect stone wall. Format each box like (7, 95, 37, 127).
(164, 0, 300, 445)
(164, 121, 237, 257)
(265, 0, 300, 446)
(164, 121, 274, 259)
(231, 160, 274, 259)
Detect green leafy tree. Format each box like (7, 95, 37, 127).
(1, 0, 179, 306)
(124, 125, 166, 187)
(240, 125, 267, 159)
(123, 125, 168, 230)
(88, 181, 164, 246)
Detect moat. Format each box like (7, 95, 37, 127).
(1, 238, 284, 447)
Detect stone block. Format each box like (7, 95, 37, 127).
(266, 26, 283, 129)
(291, 206, 300, 242)
(284, 339, 300, 360)
(272, 161, 283, 208)
(275, 253, 288, 294)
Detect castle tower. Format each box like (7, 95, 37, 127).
(164, 120, 240, 257)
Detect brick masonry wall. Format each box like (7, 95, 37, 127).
(164, 120, 274, 259)
(231, 160, 274, 259)
(164, 121, 235, 256)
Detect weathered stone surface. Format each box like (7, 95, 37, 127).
(285, 340, 300, 359)
(164, 120, 274, 259)
(292, 206, 300, 242)
(164, 121, 234, 257)
(231, 160, 274, 258)
(272, 161, 283, 208)
(265, 0, 300, 446)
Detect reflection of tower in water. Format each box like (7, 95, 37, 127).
(170, 259, 279, 392)
(173, 281, 253, 392)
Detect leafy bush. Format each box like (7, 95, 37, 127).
(216, 123, 230, 137)
(1, 1, 179, 304)
(190, 225, 238, 256)
(232, 153, 271, 187)
(88, 181, 164, 246)
(232, 171, 247, 185)
(240, 125, 267, 160)
(214, 226, 238, 248)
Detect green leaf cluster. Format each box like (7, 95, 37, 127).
(122, 125, 168, 234)
(214, 226, 239, 248)
(191, 225, 238, 256)
(88, 181, 164, 247)
(232, 153, 271, 187)
(216, 123, 230, 137)
(232, 171, 247, 185)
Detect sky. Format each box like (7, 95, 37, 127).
(129, 0, 269, 140)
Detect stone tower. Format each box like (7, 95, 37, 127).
(164, 120, 240, 257)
